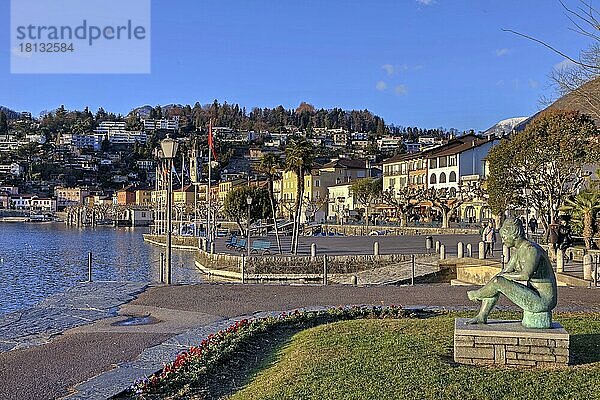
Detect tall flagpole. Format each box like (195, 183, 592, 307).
(207, 120, 212, 252)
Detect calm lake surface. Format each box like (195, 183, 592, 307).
(0, 222, 201, 315)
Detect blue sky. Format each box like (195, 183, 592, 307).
(0, 0, 594, 131)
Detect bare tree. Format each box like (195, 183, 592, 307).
(504, 1, 600, 119)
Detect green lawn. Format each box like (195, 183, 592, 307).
(230, 313, 600, 400)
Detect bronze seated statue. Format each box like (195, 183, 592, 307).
(467, 218, 557, 329)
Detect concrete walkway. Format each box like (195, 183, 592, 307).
(1, 283, 600, 399)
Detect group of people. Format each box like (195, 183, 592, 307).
(480, 217, 573, 258)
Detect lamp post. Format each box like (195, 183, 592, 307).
(160, 136, 179, 285)
(246, 194, 253, 257)
(337, 197, 344, 225)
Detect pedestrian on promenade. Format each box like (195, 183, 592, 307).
(558, 218, 573, 252)
(528, 217, 538, 234)
(482, 221, 496, 257)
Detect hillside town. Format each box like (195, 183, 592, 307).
(0, 102, 524, 231)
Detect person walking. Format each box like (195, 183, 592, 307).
(528, 217, 538, 234)
(482, 221, 496, 257)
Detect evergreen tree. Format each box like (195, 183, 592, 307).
(0, 111, 8, 135)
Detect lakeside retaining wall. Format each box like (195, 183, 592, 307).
(194, 249, 441, 284)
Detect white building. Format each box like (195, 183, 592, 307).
(143, 118, 179, 132)
(327, 183, 356, 223)
(31, 197, 57, 213)
(426, 135, 498, 194)
(11, 195, 33, 210)
(377, 136, 403, 152)
(0, 163, 24, 177)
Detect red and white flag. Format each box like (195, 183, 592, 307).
(208, 120, 218, 161)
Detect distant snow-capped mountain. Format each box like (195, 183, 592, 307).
(482, 116, 528, 137)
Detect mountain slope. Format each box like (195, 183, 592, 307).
(482, 116, 528, 137)
(516, 76, 600, 130)
(0, 106, 20, 119)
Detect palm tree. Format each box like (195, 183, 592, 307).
(561, 190, 600, 249)
(257, 153, 283, 254)
(285, 137, 315, 254)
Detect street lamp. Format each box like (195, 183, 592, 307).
(246, 194, 253, 257)
(160, 136, 179, 285)
(337, 197, 344, 225)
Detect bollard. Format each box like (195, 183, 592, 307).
(87, 252, 92, 282)
(457, 242, 464, 259)
(311, 243, 317, 258)
(159, 253, 165, 284)
(595, 255, 599, 287)
(503, 245, 510, 264)
(351, 275, 357, 285)
(466, 243, 472, 258)
(210, 241, 215, 254)
(478, 241, 485, 259)
(439, 244, 446, 260)
(556, 249, 564, 273)
(583, 254, 592, 280)
(425, 236, 433, 252)
(241, 254, 246, 284)
(411, 254, 415, 286)
(435, 241, 440, 253)
(373, 241, 380, 256)
(323, 255, 328, 285)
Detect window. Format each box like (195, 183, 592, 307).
(449, 171, 456, 182)
(439, 172, 446, 183)
(390, 178, 396, 187)
(315, 180, 320, 187)
(430, 174, 437, 184)
(429, 158, 437, 169)
(439, 156, 447, 168)
(449, 155, 457, 166)
(449, 187, 457, 197)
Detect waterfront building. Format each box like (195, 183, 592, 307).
(10, 194, 33, 210)
(327, 183, 356, 224)
(426, 134, 497, 194)
(30, 197, 57, 213)
(135, 188, 153, 206)
(117, 186, 137, 206)
(280, 158, 373, 223)
(0, 191, 9, 208)
(382, 153, 412, 194)
(218, 179, 246, 205)
(54, 187, 90, 209)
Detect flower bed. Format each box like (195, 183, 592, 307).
(123, 306, 423, 398)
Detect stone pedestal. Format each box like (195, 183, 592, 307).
(454, 318, 569, 367)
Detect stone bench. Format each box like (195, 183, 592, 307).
(454, 318, 569, 367)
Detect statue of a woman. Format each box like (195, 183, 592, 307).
(467, 218, 558, 329)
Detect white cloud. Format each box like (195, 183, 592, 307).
(416, 0, 436, 5)
(382, 64, 395, 76)
(495, 48, 511, 57)
(376, 81, 387, 91)
(394, 84, 408, 96)
(529, 79, 540, 89)
(554, 58, 576, 71)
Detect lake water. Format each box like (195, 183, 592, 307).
(0, 222, 201, 315)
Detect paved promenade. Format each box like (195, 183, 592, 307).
(215, 233, 485, 256)
(1, 283, 599, 399)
